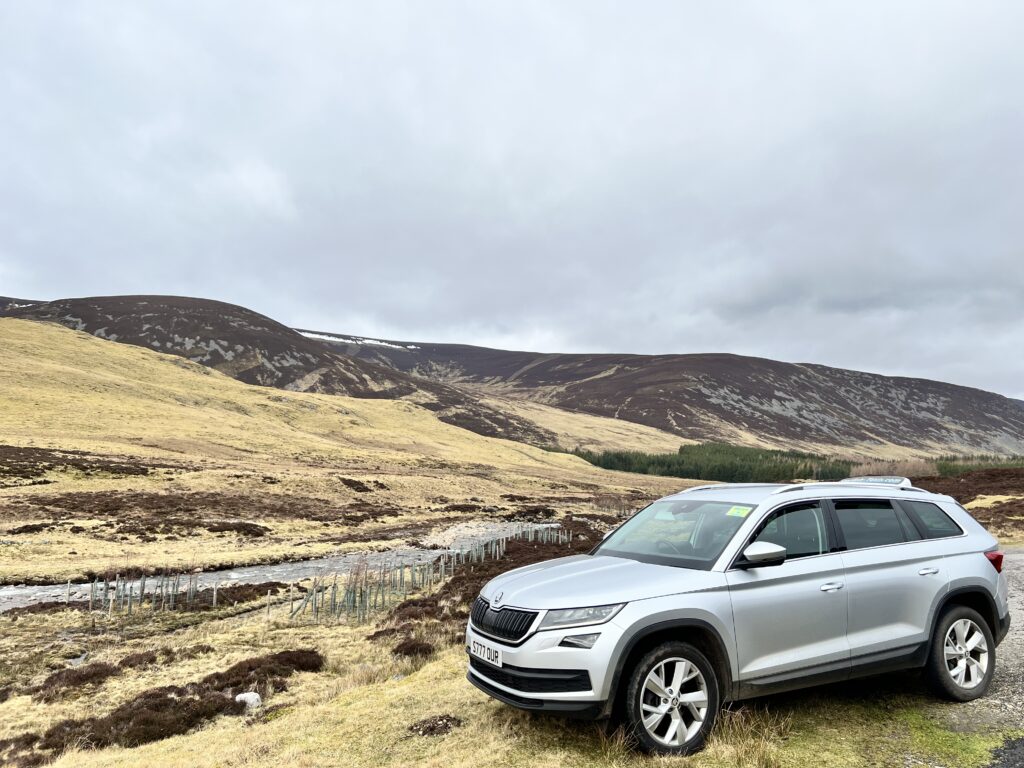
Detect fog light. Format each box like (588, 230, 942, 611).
(559, 633, 600, 649)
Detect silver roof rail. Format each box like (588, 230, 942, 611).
(771, 483, 809, 495)
(679, 484, 722, 493)
(841, 476, 914, 489)
(771, 477, 924, 495)
(682, 482, 788, 494)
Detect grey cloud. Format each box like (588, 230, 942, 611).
(1, 1, 1023, 396)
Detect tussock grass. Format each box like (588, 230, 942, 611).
(0, 585, 1015, 768)
(705, 706, 791, 768)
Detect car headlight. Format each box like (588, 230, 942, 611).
(538, 603, 625, 630)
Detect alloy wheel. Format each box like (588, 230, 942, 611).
(639, 656, 709, 748)
(944, 618, 989, 689)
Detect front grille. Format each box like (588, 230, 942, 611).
(470, 596, 537, 643)
(469, 657, 592, 693)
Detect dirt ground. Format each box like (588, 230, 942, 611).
(913, 468, 1024, 503)
(914, 468, 1024, 543)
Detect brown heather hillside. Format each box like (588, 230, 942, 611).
(0, 296, 558, 446)
(312, 331, 1024, 458)
(9, 294, 1024, 459)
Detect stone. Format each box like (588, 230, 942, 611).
(235, 691, 262, 711)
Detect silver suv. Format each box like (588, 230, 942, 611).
(465, 477, 1011, 754)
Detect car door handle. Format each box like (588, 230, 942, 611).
(918, 567, 939, 576)
(820, 582, 844, 592)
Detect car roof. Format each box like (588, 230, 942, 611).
(663, 484, 792, 505)
(662, 479, 955, 506)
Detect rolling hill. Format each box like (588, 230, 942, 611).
(0, 297, 39, 311)
(0, 317, 684, 583)
(7, 295, 1024, 458)
(305, 330, 1024, 457)
(0, 296, 556, 446)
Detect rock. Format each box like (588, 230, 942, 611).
(235, 691, 262, 711)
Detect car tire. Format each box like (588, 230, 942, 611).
(624, 641, 719, 755)
(924, 606, 995, 702)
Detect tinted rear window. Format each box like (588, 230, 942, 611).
(902, 500, 963, 539)
(895, 505, 923, 541)
(834, 500, 906, 550)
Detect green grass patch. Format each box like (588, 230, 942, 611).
(750, 687, 1016, 768)
(900, 708, 1010, 768)
(572, 442, 853, 483)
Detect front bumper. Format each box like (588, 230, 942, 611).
(465, 621, 616, 717)
(466, 669, 605, 719)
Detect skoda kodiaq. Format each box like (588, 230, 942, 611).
(465, 477, 1010, 754)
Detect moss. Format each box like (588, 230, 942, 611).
(899, 708, 1012, 768)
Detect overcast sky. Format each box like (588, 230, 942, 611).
(2, 3, 1023, 398)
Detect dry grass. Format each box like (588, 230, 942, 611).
(848, 458, 940, 478)
(966, 494, 1023, 509)
(480, 395, 691, 454)
(0, 318, 686, 582)
(704, 707, 792, 768)
(33, 640, 1013, 768)
(0, 573, 1013, 768)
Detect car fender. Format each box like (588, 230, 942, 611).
(601, 605, 737, 706)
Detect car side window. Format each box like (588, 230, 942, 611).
(894, 505, 923, 541)
(901, 500, 963, 539)
(834, 499, 906, 550)
(751, 502, 829, 559)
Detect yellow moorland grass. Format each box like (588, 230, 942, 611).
(965, 495, 1022, 510)
(0, 318, 687, 582)
(0, 548, 1013, 767)
(0, 591, 1009, 768)
(478, 395, 692, 454)
(36, 617, 1013, 768)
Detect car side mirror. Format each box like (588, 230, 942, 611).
(738, 541, 787, 568)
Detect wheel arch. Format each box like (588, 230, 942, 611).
(603, 619, 734, 718)
(933, 587, 999, 636)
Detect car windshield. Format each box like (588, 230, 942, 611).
(593, 498, 756, 570)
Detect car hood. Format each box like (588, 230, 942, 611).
(478, 554, 723, 610)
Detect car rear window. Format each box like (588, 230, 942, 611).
(894, 505, 923, 541)
(901, 500, 963, 539)
(833, 500, 907, 550)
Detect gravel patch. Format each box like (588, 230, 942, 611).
(948, 551, 1024, 733)
(988, 737, 1024, 768)
(963, 548, 1023, 768)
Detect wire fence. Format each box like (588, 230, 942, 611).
(69, 523, 573, 624)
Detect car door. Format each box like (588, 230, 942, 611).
(829, 497, 949, 663)
(726, 500, 850, 683)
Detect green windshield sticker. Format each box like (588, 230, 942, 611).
(726, 505, 753, 518)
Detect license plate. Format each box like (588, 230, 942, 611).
(470, 638, 502, 668)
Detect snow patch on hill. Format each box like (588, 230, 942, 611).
(298, 329, 419, 350)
